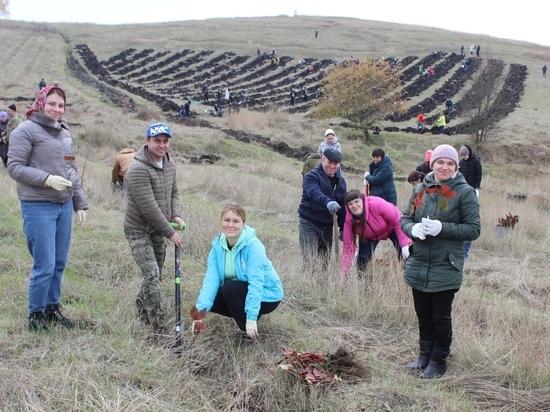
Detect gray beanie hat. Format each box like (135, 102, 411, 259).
(430, 144, 459, 168)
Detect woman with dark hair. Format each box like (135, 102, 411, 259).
(340, 189, 411, 273)
(407, 171, 426, 187)
(8, 86, 88, 331)
(191, 203, 284, 345)
(363, 148, 397, 205)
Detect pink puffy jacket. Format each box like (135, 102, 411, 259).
(340, 194, 410, 272)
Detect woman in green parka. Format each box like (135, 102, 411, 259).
(400, 144, 480, 379)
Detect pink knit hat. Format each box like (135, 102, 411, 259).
(430, 144, 459, 168)
(424, 150, 433, 162)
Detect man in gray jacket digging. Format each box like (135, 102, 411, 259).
(123, 122, 185, 337)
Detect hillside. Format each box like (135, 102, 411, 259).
(1, 17, 550, 411)
(2, 17, 550, 167)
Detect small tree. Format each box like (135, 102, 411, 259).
(312, 59, 405, 140)
(0, 0, 9, 17)
(459, 58, 506, 146)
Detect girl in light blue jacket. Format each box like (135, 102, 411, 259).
(191, 203, 283, 344)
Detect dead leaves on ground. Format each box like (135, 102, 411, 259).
(276, 346, 369, 385)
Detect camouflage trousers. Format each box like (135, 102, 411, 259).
(125, 228, 166, 330)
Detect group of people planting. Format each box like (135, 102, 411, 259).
(299, 129, 481, 379)
(6, 85, 480, 379)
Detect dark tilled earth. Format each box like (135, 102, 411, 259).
(44, 45, 527, 166)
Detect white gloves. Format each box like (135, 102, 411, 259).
(411, 223, 426, 240)
(363, 171, 370, 186)
(475, 189, 479, 197)
(246, 319, 258, 340)
(326, 201, 341, 214)
(45, 175, 72, 191)
(421, 217, 442, 236)
(401, 246, 410, 259)
(76, 210, 86, 224)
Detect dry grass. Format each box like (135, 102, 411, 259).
(1, 16, 550, 411)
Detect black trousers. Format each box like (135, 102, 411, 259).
(412, 287, 457, 352)
(210, 280, 280, 331)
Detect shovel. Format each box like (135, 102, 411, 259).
(170, 222, 187, 348)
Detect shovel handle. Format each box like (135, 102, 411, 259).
(170, 222, 187, 235)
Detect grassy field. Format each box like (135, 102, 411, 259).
(1, 16, 550, 411)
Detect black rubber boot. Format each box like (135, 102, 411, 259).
(45, 304, 74, 328)
(406, 340, 433, 370)
(28, 312, 49, 332)
(420, 346, 449, 379)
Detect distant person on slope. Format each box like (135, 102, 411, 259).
(111, 147, 135, 191)
(363, 148, 397, 205)
(317, 129, 341, 156)
(436, 112, 446, 134)
(2, 104, 24, 168)
(416, 150, 433, 175)
(458, 144, 482, 260)
(416, 112, 426, 131)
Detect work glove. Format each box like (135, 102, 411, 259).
(246, 319, 258, 340)
(192, 320, 204, 336)
(401, 245, 410, 260)
(411, 223, 426, 240)
(190, 305, 207, 320)
(475, 189, 479, 197)
(45, 175, 72, 191)
(363, 171, 370, 186)
(76, 210, 86, 224)
(190, 305, 207, 336)
(421, 217, 442, 236)
(326, 201, 341, 214)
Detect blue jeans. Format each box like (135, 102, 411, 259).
(21, 200, 73, 313)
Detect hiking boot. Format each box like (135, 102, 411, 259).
(28, 312, 49, 332)
(420, 346, 450, 379)
(406, 340, 433, 371)
(45, 304, 74, 328)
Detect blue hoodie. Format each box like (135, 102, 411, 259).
(195, 226, 284, 321)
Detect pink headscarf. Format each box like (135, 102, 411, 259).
(25, 85, 67, 118)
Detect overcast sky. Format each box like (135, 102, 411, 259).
(7, 0, 549, 47)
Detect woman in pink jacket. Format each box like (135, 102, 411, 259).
(340, 189, 411, 273)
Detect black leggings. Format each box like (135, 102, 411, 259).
(412, 287, 457, 352)
(210, 280, 280, 331)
